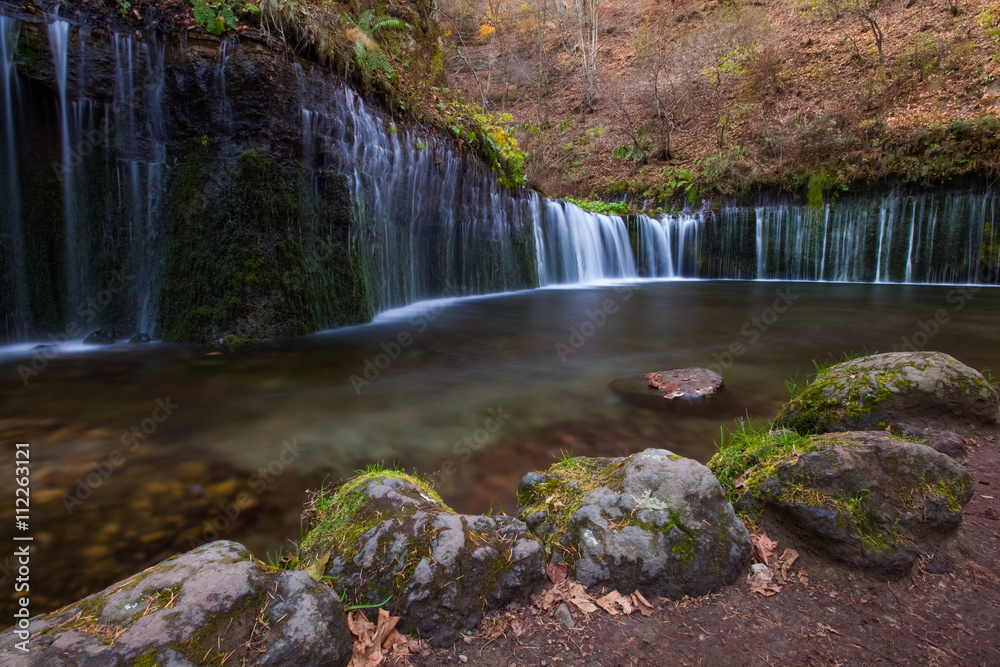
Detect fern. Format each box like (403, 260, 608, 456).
(193, 0, 214, 29)
(612, 144, 646, 161)
(191, 0, 239, 35)
(343, 10, 409, 83)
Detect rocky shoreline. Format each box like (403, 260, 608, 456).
(1, 350, 996, 666)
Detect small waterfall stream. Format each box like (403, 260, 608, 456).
(0, 16, 27, 340)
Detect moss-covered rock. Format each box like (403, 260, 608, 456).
(775, 351, 999, 434)
(517, 449, 751, 599)
(731, 431, 973, 576)
(0, 541, 352, 666)
(298, 469, 545, 647)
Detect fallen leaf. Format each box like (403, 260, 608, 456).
(732, 475, 746, 490)
(799, 570, 810, 587)
(751, 532, 778, 567)
(773, 548, 799, 585)
(570, 597, 598, 614)
(596, 590, 633, 615)
(372, 609, 401, 652)
(546, 562, 568, 584)
(305, 552, 330, 582)
(510, 618, 525, 637)
(630, 590, 654, 617)
(348, 610, 375, 638)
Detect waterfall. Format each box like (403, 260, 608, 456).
(294, 64, 540, 311)
(2, 13, 998, 348)
(0, 17, 168, 343)
(632, 192, 1000, 283)
(535, 200, 636, 284)
(1, 16, 28, 340)
(633, 211, 706, 278)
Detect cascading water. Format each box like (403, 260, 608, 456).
(633, 212, 707, 278)
(0, 17, 169, 343)
(631, 192, 1000, 283)
(536, 200, 636, 284)
(294, 63, 540, 311)
(0, 16, 28, 340)
(2, 13, 997, 348)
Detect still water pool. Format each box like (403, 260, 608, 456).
(2, 280, 998, 616)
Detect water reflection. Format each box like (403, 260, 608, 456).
(1, 280, 998, 617)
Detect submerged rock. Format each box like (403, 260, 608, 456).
(775, 351, 999, 433)
(517, 449, 751, 599)
(609, 368, 724, 411)
(83, 328, 116, 345)
(736, 431, 973, 576)
(129, 333, 152, 344)
(0, 541, 352, 666)
(298, 470, 545, 646)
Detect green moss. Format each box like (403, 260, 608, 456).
(776, 357, 903, 433)
(627, 510, 697, 563)
(707, 417, 815, 505)
(297, 464, 450, 603)
(175, 592, 257, 664)
(160, 143, 371, 344)
(131, 651, 160, 667)
(517, 455, 628, 566)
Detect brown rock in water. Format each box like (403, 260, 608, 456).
(610, 368, 724, 410)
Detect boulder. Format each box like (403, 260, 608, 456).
(739, 431, 973, 576)
(893, 423, 967, 458)
(609, 368, 725, 411)
(129, 333, 152, 344)
(0, 541, 352, 666)
(775, 351, 999, 433)
(298, 470, 546, 647)
(517, 449, 751, 599)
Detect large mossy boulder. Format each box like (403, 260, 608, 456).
(775, 351, 999, 434)
(0, 541, 352, 666)
(298, 470, 546, 646)
(517, 449, 751, 598)
(714, 431, 973, 576)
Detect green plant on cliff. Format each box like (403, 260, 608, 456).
(979, 0, 1000, 58)
(192, 0, 239, 35)
(343, 10, 410, 84)
(564, 197, 629, 215)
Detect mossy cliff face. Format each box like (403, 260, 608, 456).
(159, 144, 369, 344)
(297, 470, 545, 646)
(725, 431, 973, 576)
(0, 541, 352, 666)
(517, 449, 751, 599)
(775, 351, 1000, 434)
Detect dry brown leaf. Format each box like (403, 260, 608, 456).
(510, 618, 525, 637)
(747, 570, 781, 597)
(630, 590, 654, 617)
(546, 562, 568, 584)
(570, 597, 598, 614)
(751, 532, 778, 567)
(372, 609, 401, 652)
(348, 610, 375, 639)
(773, 548, 800, 585)
(595, 590, 633, 615)
(798, 570, 810, 587)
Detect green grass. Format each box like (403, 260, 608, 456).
(784, 348, 876, 400)
(707, 415, 813, 504)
